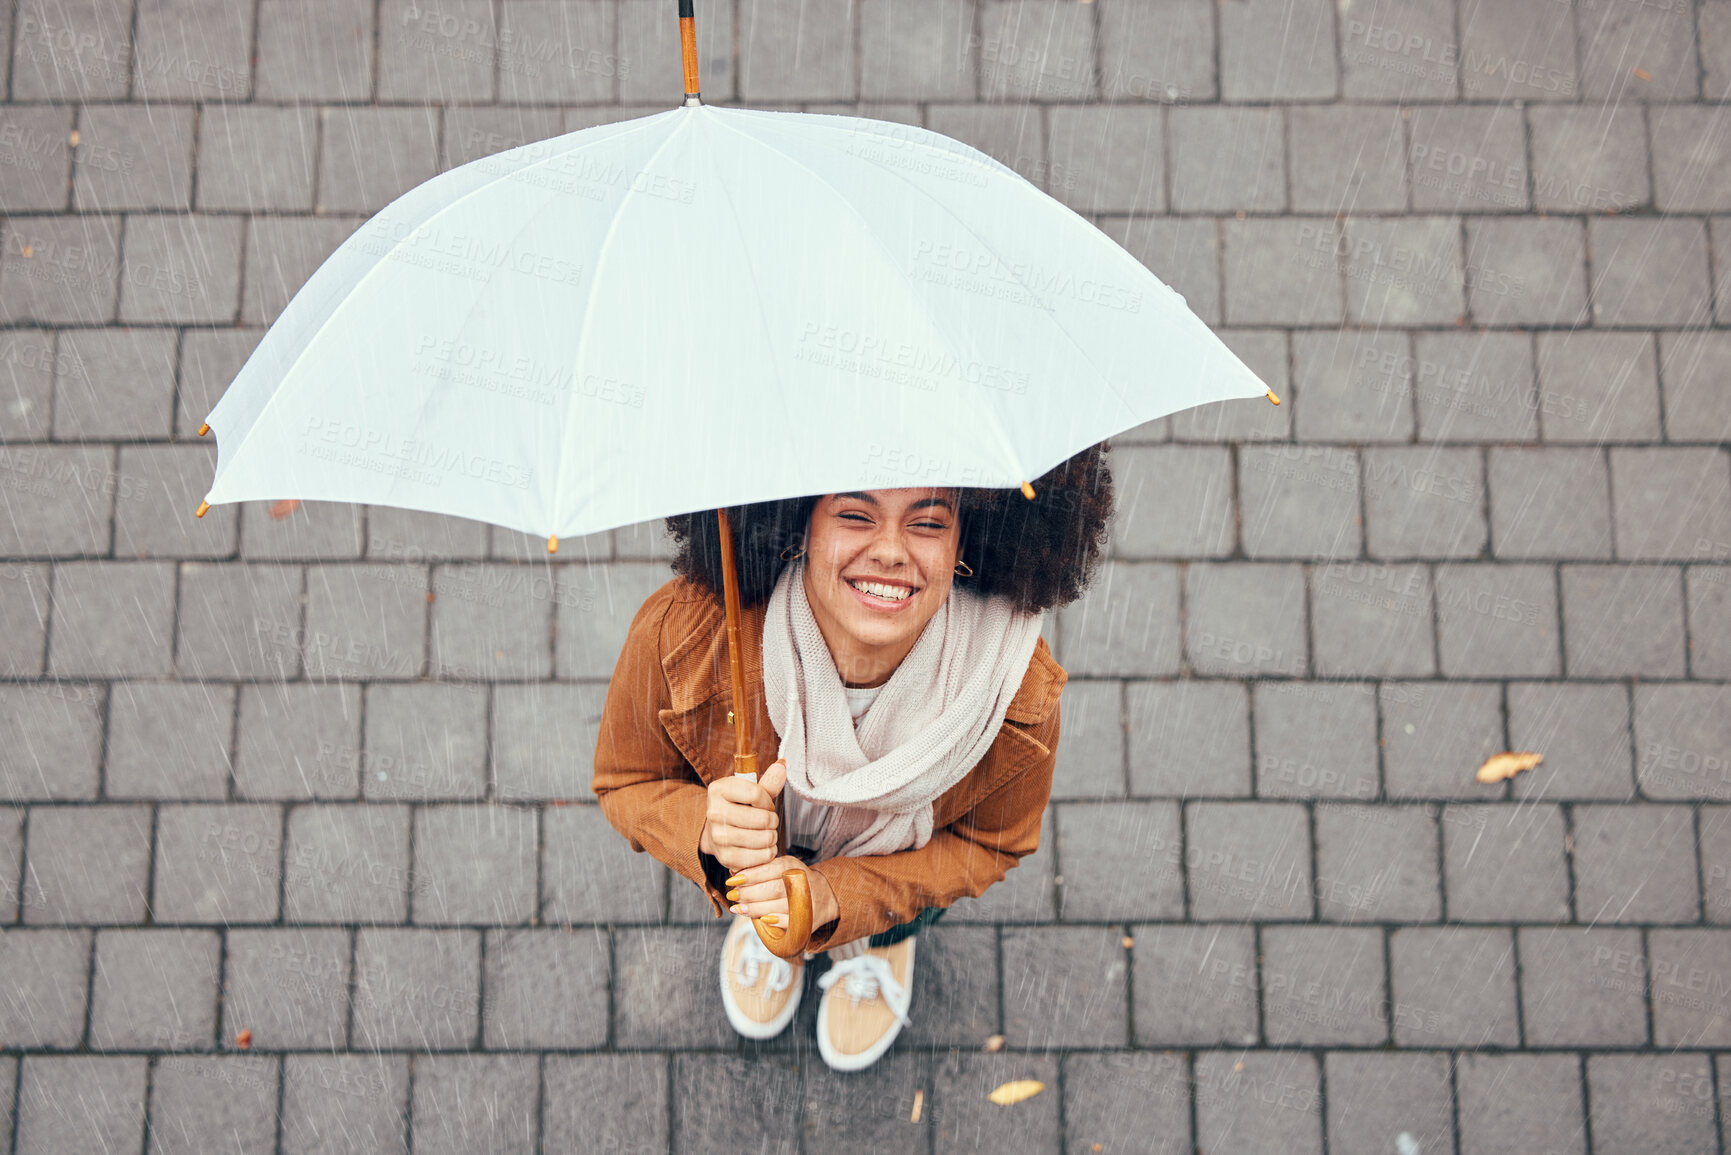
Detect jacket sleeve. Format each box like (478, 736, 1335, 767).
(799, 698, 1061, 953)
(591, 584, 730, 918)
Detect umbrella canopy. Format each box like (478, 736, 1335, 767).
(196, 102, 1273, 545)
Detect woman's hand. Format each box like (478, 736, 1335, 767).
(699, 758, 788, 875)
(726, 855, 839, 929)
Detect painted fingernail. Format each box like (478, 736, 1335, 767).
(725, 889, 740, 902)
(730, 904, 743, 915)
(764, 914, 783, 926)
(725, 874, 745, 887)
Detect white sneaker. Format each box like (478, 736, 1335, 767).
(719, 914, 804, 1039)
(815, 937, 915, 1071)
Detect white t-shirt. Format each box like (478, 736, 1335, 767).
(783, 682, 884, 851)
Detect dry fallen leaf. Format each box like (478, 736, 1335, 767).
(1233, 1060, 1243, 1072)
(983, 1034, 1005, 1052)
(234, 1029, 252, 1049)
(1121, 935, 1134, 949)
(988, 1080, 1045, 1106)
(69, 129, 79, 147)
(1475, 751, 1543, 784)
(911, 1089, 924, 1123)
(1632, 67, 1651, 80)
(269, 498, 300, 519)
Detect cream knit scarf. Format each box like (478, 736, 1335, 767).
(760, 555, 1046, 862)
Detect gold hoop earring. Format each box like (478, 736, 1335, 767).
(954, 557, 974, 577)
(780, 545, 806, 561)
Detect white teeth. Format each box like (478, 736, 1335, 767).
(850, 579, 912, 601)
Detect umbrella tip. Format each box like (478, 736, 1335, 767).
(1266, 389, 1281, 406)
(547, 535, 558, 553)
(197, 422, 209, 436)
(195, 500, 209, 518)
(1020, 481, 1035, 500)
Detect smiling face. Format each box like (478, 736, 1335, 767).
(800, 487, 963, 688)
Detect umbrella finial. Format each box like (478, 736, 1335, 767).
(1021, 481, 1035, 499)
(547, 535, 558, 553)
(195, 501, 209, 518)
(1266, 389, 1281, 405)
(198, 423, 209, 436)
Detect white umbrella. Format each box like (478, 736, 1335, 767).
(194, 2, 1276, 956)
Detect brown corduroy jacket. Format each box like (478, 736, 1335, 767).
(591, 574, 1067, 953)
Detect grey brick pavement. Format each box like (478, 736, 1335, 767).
(1, 0, 1729, 1151)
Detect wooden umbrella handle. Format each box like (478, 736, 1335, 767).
(753, 866, 813, 958)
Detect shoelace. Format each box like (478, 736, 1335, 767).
(734, 921, 796, 994)
(817, 952, 913, 1028)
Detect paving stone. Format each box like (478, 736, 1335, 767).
(1579, 1, 1702, 102)
(0, 928, 89, 1047)
(1411, 330, 1536, 442)
(1184, 563, 1307, 678)
(1342, 215, 1465, 325)
(365, 507, 490, 565)
(1704, 805, 1731, 923)
(381, 0, 499, 102)
(1314, 803, 1442, 923)
(481, 928, 609, 1049)
(411, 805, 537, 925)
(0, 328, 57, 439)
(317, 107, 439, 215)
(152, 804, 283, 924)
(283, 804, 413, 925)
(1505, 683, 1636, 803)
(1338, 0, 1458, 99)
(1573, 803, 1700, 924)
(1110, 445, 1234, 558)
(222, 928, 351, 1051)
(1194, 1049, 1323, 1154)
(254, 0, 374, 99)
(1409, 105, 1529, 213)
(427, 563, 550, 682)
(10, 0, 133, 100)
(1261, 924, 1387, 1046)
(803, 1050, 932, 1154)
(1381, 681, 1507, 800)
(1324, 1051, 1455, 1155)
(1589, 217, 1713, 327)
(1528, 102, 1651, 212)
(0, 444, 119, 556)
(974, 0, 1094, 102)
(1518, 925, 1649, 1046)
(1457, 0, 1579, 102)
(1561, 563, 1686, 678)
(1708, 3, 1731, 99)
(1064, 1050, 1194, 1153)
(0, 562, 49, 675)
(106, 681, 233, 799)
(931, 1050, 1060, 1150)
(303, 563, 427, 683)
(176, 328, 261, 436)
(1054, 561, 1181, 678)
(1003, 925, 1129, 1048)
(0, 106, 70, 210)
(441, 107, 564, 170)
(924, 103, 1045, 181)
(118, 214, 243, 324)
(50, 327, 175, 440)
(1661, 330, 1731, 443)
(22, 804, 152, 924)
(555, 561, 674, 679)
(540, 802, 664, 924)
(1219, 0, 1336, 99)
(133, 0, 252, 99)
(1588, 1053, 1719, 1153)
(848, 0, 964, 101)
(615, 925, 736, 1048)
(197, 106, 317, 212)
(14, 1055, 147, 1155)
(672, 1054, 803, 1154)
(1170, 329, 1291, 440)
(1099, 0, 1212, 100)
(611, 516, 675, 562)
(1238, 440, 1362, 561)
(1054, 801, 1183, 921)
(116, 444, 236, 559)
(1291, 329, 1414, 443)
(351, 928, 481, 1050)
(362, 683, 488, 801)
(891, 923, 998, 1048)
(1185, 802, 1312, 920)
(1167, 106, 1280, 213)
(1612, 447, 1731, 562)
(1362, 446, 1486, 559)
(1534, 331, 1661, 443)
(235, 682, 362, 800)
(1441, 803, 1571, 922)
(1488, 448, 1613, 560)
(176, 562, 303, 680)
(1389, 926, 1519, 1046)
(1466, 217, 1589, 326)
(1127, 921, 1257, 1046)
(1433, 563, 1560, 677)
(280, 1052, 409, 1155)
(945, 806, 1057, 924)
(490, 683, 604, 803)
(1455, 1051, 1588, 1155)
(1127, 680, 1251, 797)
(89, 928, 220, 1051)
(1047, 104, 1164, 214)
(0, 809, 19, 923)
(1690, 566, 1731, 680)
(240, 501, 366, 563)
(738, 0, 857, 101)
(1310, 561, 1437, 679)
(1288, 105, 1407, 214)
(146, 1053, 280, 1155)
(242, 216, 361, 326)
(71, 104, 194, 212)
(618, 0, 732, 103)
(1253, 680, 1379, 800)
(1633, 682, 1731, 803)
(1049, 679, 1124, 800)
(1223, 217, 1346, 326)
(47, 561, 177, 677)
(0, 214, 121, 323)
(0, 683, 103, 801)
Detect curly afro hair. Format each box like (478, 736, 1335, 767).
(662, 442, 1114, 615)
